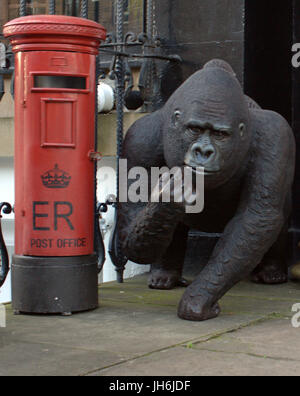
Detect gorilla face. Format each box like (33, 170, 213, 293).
(182, 105, 249, 188)
(163, 67, 250, 189)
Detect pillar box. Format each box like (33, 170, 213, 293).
(3, 15, 106, 314)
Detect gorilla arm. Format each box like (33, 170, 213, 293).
(178, 109, 296, 321)
(118, 111, 184, 264)
(120, 200, 184, 264)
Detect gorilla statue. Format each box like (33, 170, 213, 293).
(118, 59, 296, 321)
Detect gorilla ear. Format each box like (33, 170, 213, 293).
(173, 110, 182, 127)
(239, 123, 246, 138)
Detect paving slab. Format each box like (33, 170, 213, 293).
(93, 344, 300, 377)
(104, 274, 300, 303)
(0, 341, 122, 377)
(228, 279, 300, 302)
(100, 276, 296, 317)
(0, 300, 266, 371)
(0, 274, 299, 376)
(193, 318, 300, 362)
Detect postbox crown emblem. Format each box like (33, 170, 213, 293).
(41, 164, 71, 189)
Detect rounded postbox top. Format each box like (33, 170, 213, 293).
(3, 15, 106, 55)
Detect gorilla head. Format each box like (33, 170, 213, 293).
(163, 63, 250, 189)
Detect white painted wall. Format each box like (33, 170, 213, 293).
(0, 157, 14, 303)
(0, 156, 148, 303)
(97, 157, 149, 283)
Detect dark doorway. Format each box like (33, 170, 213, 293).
(292, 1, 300, 263)
(245, 0, 300, 265)
(244, 0, 293, 124)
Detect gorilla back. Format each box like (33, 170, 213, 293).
(118, 59, 296, 321)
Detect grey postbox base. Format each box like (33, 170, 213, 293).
(11, 254, 98, 314)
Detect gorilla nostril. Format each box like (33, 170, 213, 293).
(194, 148, 202, 158)
(204, 149, 214, 159)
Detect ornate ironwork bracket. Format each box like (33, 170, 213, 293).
(101, 31, 182, 112)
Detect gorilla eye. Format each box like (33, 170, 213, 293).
(212, 130, 229, 139)
(189, 126, 203, 134)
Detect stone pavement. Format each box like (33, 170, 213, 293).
(0, 274, 300, 376)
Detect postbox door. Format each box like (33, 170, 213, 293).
(15, 51, 96, 257)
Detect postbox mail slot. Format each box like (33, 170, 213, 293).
(34, 75, 86, 90)
(41, 98, 76, 148)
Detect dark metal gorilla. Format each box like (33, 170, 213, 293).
(118, 59, 296, 321)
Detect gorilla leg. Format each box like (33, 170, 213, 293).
(149, 223, 190, 290)
(251, 222, 288, 284)
(178, 206, 285, 321)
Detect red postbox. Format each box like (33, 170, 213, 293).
(3, 15, 106, 314)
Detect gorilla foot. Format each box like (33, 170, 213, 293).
(251, 261, 287, 285)
(148, 269, 190, 290)
(177, 292, 220, 321)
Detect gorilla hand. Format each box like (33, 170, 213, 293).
(178, 287, 221, 321)
(150, 166, 204, 215)
(148, 269, 190, 290)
